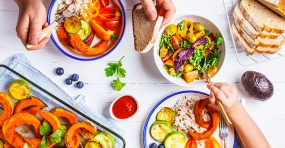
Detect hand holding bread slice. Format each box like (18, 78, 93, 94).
(132, 3, 163, 53)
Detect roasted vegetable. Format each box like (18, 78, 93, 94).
(65, 122, 97, 148)
(164, 59, 174, 67)
(241, 71, 274, 101)
(0, 92, 14, 127)
(38, 110, 61, 133)
(90, 20, 114, 41)
(2, 113, 41, 147)
(191, 36, 208, 48)
(64, 16, 82, 34)
(156, 107, 176, 124)
(164, 24, 177, 36)
(168, 68, 176, 76)
(57, 23, 72, 48)
(193, 22, 205, 32)
(84, 141, 102, 148)
(176, 20, 188, 38)
(205, 136, 221, 148)
(159, 46, 168, 58)
(174, 49, 194, 73)
(189, 100, 220, 140)
(51, 108, 78, 125)
(92, 132, 115, 148)
(77, 20, 92, 40)
(70, 34, 108, 56)
(150, 121, 173, 142)
(184, 70, 198, 83)
(14, 96, 46, 114)
(194, 99, 210, 129)
(170, 34, 182, 50)
(8, 79, 30, 100)
(164, 132, 186, 148)
(185, 139, 197, 148)
(184, 64, 194, 73)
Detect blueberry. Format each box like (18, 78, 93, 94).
(75, 81, 84, 89)
(149, 143, 157, 148)
(65, 78, 72, 85)
(55, 67, 64, 76)
(157, 144, 164, 148)
(70, 74, 79, 81)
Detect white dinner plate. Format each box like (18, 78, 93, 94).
(142, 90, 237, 148)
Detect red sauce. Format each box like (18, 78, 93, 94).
(112, 95, 137, 119)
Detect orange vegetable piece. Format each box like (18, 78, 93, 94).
(189, 99, 220, 140)
(51, 108, 78, 125)
(38, 110, 61, 133)
(89, 20, 114, 41)
(2, 113, 41, 147)
(3, 143, 14, 148)
(185, 139, 197, 148)
(65, 122, 97, 148)
(70, 34, 108, 56)
(57, 23, 72, 48)
(164, 59, 174, 66)
(22, 106, 42, 115)
(0, 92, 14, 127)
(205, 136, 221, 148)
(172, 48, 182, 60)
(194, 99, 210, 129)
(14, 96, 46, 114)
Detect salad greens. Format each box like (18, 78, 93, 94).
(159, 33, 174, 51)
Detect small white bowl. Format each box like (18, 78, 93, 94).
(109, 95, 139, 121)
(153, 15, 226, 87)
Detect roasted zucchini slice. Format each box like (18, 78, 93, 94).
(156, 107, 176, 124)
(77, 20, 92, 40)
(64, 16, 82, 34)
(164, 132, 186, 148)
(8, 79, 30, 100)
(150, 120, 173, 142)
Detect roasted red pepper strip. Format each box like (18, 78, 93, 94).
(89, 20, 114, 40)
(95, 7, 121, 22)
(70, 34, 108, 56)
(100, 0, 109, 8)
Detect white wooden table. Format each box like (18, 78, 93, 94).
(0, 0, 284, 147)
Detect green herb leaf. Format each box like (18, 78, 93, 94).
(39, 136, 49, 148)
(111, 34, 118, 40)
(117, 67, 126, 78)
(181, 40, 190, 49)
(216, 37, 224, 45)
(105, 63, 118, 77)
(112, 78, 126, 91)
(40, 121, 52, 136)
(159, 33, 174, 51)
(50, 127, 66, 143)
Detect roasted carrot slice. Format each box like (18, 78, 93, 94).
(38, 110, 61, 133)
(0, 92, 14, 127)
(14, 96, 46, 114)
(51, 108, 78, 125)
(194, 99, 210, 129)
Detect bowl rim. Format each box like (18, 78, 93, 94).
(109, 94, 139, 121)
(47, 0, 126, 61)
(153, 15, 227, 87)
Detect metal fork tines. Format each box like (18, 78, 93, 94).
(219, 114, 229, 148)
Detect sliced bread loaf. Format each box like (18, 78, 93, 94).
(234, 20, 285, 48)
(233, 5, 281, 39)
(232, 24, 281, 54)
(239, 0, 285, 33)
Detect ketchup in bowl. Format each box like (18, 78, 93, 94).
(111, 95, 138, 119)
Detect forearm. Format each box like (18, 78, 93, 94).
(229, 103, 270, 148)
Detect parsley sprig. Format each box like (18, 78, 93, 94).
(39, 122, 66, 148)
(105, 56, 126, 91)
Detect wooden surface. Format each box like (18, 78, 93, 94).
(0, 0, 284, 147)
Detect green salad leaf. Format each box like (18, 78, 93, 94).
(159, 33, 174, 51)
(177, 20, 185, 31)
(214, 34, 224, 45)
(50, 127, 66, 143)
(180, 40, 190, 49)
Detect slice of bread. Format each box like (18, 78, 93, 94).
(132, 3, 163, 53)
(232, 24, 281, 54)
(240, 0, 285, 34)
(234, 20, 285, 48)
(256, 0, 285, 18)
(233, 5, 281, 39)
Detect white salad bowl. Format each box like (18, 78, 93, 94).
(47, 0, 126, 61)
(153, 15, 226, 87)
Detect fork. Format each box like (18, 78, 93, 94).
(219, 114, 229, 148)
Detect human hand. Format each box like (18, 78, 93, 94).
(16, 0, 50, 50)
(207, 83, 241, 116)
(140, 0, 176, 25)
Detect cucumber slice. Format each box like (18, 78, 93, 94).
(150, 121, 173, 142)
(64, 16, 81, 34)
(156, 107, 176, 124)
(8, 79, 31, 100)
(164, 132, 186, 148)
(77, 20, 92, 40)
(92, 132, 115, 148)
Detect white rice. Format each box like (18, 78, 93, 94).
(173, 95, 209, 134)
(55, 0, 89, 20)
